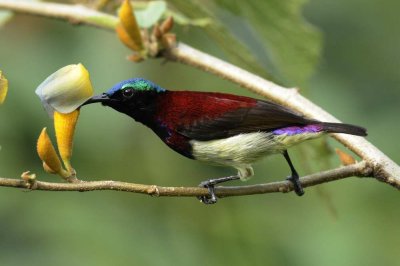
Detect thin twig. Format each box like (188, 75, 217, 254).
(0, 0, 398, 192)
(0, 0, 118, 29)
(0, 161, 372, 198)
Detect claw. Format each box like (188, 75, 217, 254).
(198, 182, 218, 204)
(283, 150, 304, 196)
(197, 175, 240, 204)
(286, 176, 304, 196)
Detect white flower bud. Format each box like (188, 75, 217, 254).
(35, 64, 94, 116)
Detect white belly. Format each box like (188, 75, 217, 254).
(191, 132, 280, 165)
(190, 131, 323, 179)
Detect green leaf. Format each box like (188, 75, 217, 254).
(0, 70, 8, 104)
(168, 0, 322, 87)
(163, 9, 211, 27)
(219, 0, 322, 86)
(168, 0, 274, 82)
(131, 1, 211, 27)
(134, 1, 167, 28)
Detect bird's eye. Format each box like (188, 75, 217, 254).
(122, 88, 134, 98)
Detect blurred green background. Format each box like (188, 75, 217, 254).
(0, 0, 399, 265)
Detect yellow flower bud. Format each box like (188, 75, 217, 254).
(116, 24, 143, 52)
(0, 71, 8, 105)
(35, 64, 94, 116)
(37, 127, 63, 174)
(335, 148, 356, 166)
(117, 0, 144, 51)
(54, 110, 80, 174)
(43, 162, 58, 174)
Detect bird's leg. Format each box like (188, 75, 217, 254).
(283, 150, 304, 196)
(198, 175, 240, 204)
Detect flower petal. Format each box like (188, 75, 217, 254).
(37, 127, 63, 174)
(118, 0, 144, 51)
(35, 64, 94, 116)
(335, 148, 356, 166)
(0, 71, 8, 104)
(54, 110, 79, 174)
(116, 24, 143, 51)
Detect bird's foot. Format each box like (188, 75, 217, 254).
(286, 175, 304, 196)
(197, 175, 240, 204)
(198, 180, 218, 204)
(282, 150, 304, 196)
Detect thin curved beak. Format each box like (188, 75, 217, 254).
(81, 93, 111, 106)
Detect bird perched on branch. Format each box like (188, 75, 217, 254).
(83, 78, 367, 204)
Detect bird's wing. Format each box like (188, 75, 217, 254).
(158, 91, 314, 141)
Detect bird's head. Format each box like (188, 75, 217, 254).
(82, 78, 166, 114)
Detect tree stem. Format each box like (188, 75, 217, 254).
(0, 161, 371, 198)
(0, 0, 118, 29)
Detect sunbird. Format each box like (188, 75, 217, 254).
(83, 78, 367, 204)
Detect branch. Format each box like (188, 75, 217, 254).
(0, 161, 372, 198)
(0, 1, 398, 191)
(164, 44, 400, 188)
(0, 0, 118, 29)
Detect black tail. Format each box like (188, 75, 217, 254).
(320, 122, 367, 136)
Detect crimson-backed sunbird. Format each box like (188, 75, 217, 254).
(83, 78, 367, 204)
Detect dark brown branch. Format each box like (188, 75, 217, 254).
(0, 161, 372, 198)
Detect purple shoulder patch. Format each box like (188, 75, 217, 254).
(273, 124, 322, 136)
